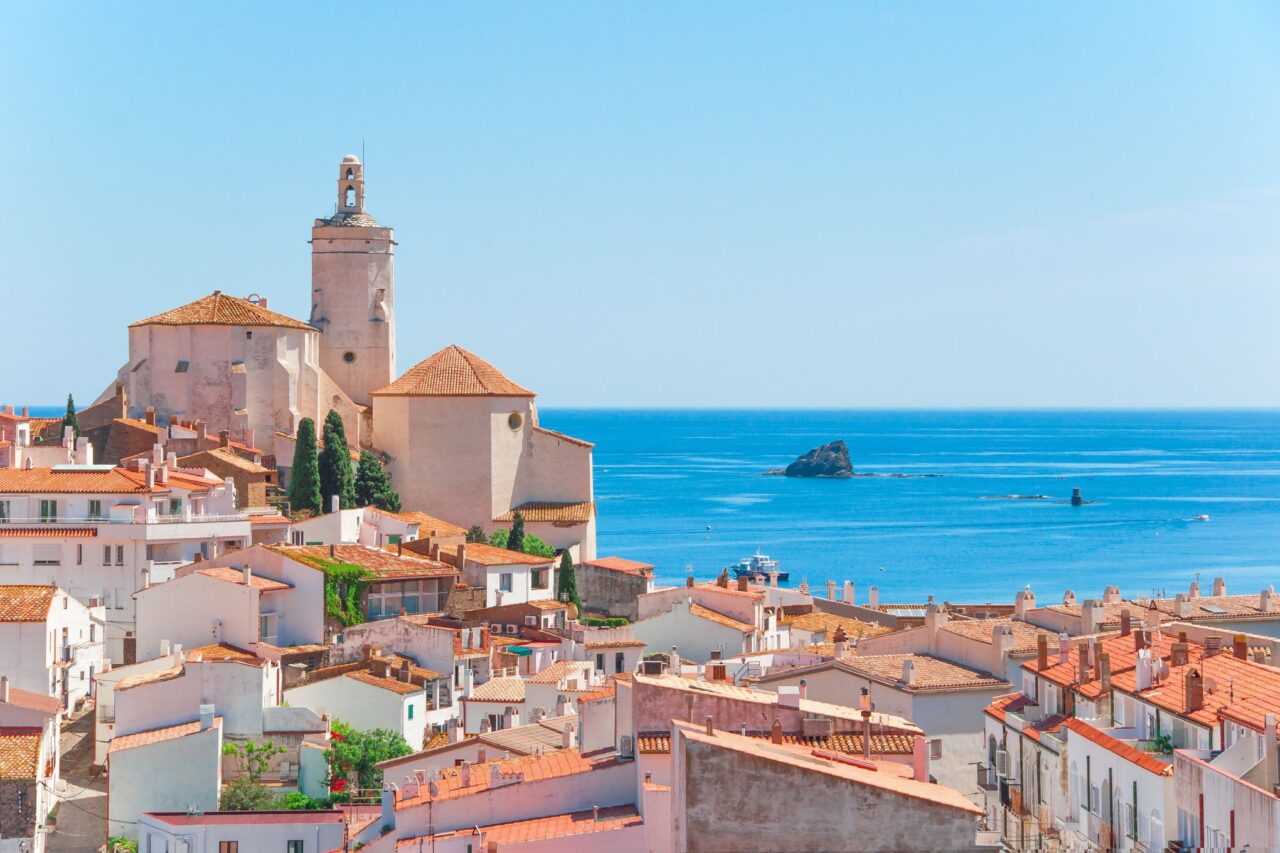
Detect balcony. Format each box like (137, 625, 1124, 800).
(0, 512, 249, 526)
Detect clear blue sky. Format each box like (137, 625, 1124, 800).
(5, 3, 1279, 407)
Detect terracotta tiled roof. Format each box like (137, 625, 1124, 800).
(692, 582, 765, 601)
(577, 685, 616, 704)
(184, 643, 263, 665)
(131, 292, 315, 331)
(398, 805, 641, 848)
(984, 692, 1036, 724)
(116, 666, 185, 691)
(346, 670, 424, 696)
(1062, 718, 1173, 775)
(526, 661, 592, 685)
(387, 510, 467, 537)
(637, 731, 916, 756)
(532, 427, 594, 449)
(466, 677, 525, 703)
(1147, 592, 1280, 620)
(1040, 600, 1132, 628)
(580, 557, 654, 575)
(248, 514, 291, 526)
(114, 417, 164, 435)
(196, 567, 292, 592)
(109, 717, 222, 753)
(423, 730, 450, 751)
(0, 526, 97, 538)
(441, 542, 552, 567)
(832, 654, 1007, 692)
(267, 544, 457, 579)
(689, 603, 755, 634)
(0, 686, 61, 715)
(782, 611, 892, 641)
(940, 617, 1060, 655)
(178, 447, 270, 475)
(0, 731, 41, 779)
(495, 501, 595, 524)
(372, 345, 533, 397)
(0, 585, 54, 622)
(0, 466, 156, 494)
(395, 749, 601, 808)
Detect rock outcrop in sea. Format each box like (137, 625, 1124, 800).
(767, 440, 854, 478)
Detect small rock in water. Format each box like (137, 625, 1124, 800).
(776, 440, 854, 478)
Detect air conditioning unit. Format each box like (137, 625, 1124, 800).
(524, 615, 537, 626)
(619, 735, 634, 757)
(995, 748, 1010, 777)
(641, 660, 664, 676)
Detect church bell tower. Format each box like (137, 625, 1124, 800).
(310, 154, 396, 406)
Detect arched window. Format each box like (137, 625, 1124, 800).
(345, 185, 356, 207)
(346, 168, 355, 180)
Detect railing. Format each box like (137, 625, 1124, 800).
(0, 513, 250, 526)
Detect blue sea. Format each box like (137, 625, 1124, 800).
(538, 410, 1280, 604)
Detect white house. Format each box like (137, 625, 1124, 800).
(138, 810, 346, 853)
(0, 463, 251, 663)
(631, 596, 759, 664)
(440, 542, 556, 608)
(0, 584, 105, 709)
(333, 615, 488, 698)
(107, 712, 224, 840)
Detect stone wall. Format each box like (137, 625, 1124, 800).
(578, 564, 649, 621)
(0, 778, 36, 841)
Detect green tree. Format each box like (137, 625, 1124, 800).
(319, 410, 357, 511)
(507, 511, 526, 554)
(220, 776, 279, 811)
(280, 791, 326, 810)
(465, 524, 488, 544)
(522, 534, 555, 558)
(288, 417, 323, 516)
(325, 721, 412, 800)
(354, 451, 401, 512)
(62, 393, 80, 440)
(557, 550, 581, 612)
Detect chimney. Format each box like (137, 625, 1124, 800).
(770, 719, 783, 744)
(1185, 668, 1204, 713)
(459, 760, 471, 786)
(330, 494, 340, 513)
(1213, 577, 1227, 597)
(1036, 634, 1048, 670)
(833, 626, 848, 659)
(219, 429, 230, 449)
(1081, 599, 1104, 635)
(156, 464, 169, 485)
(1189, 580, 1200, 599)
(141, 567, 151, 590)
(456, 544, 467, 567)
(430, 542, 441, 561)
(62, 425, 73, 448)
(670, 646, 680, 673)
(0, 676, 8, 703)
(152, 442, 164, 468)
(1146, 601, 1161, 629)
(826, 580, 836, 600)
(562, 722, 577, 749)
(166, 451, 178, 469)
(448, 718, 461, 743)
(196, 420, 207, 446)
(1103, 585, 1121, 604)
(868, 586, 879, 608)
(145, 463, 156, 489)
(1015, 588, 1035, 619)
(199, 703, 215, 730)
(705, 716, 714, 736)
(737, 577, 749, 592)
(1134, 629, 1147, 652)
(258, 296, 268, 309)
(1120, 609, 1132, 637)
(843, 581, 855, 605)
(686, 576, 695, 588)
(1175, 594, 1192, 618)
(1062, 589, 1076, 607)
(1262, 587, 1274, 613)
(798, 679, 808, 700)
(925, 603, 946, 636)
(1099, 652, 1111, 693)
(1077, 643, 1089, 684)
(901, 658, 915, 686)
(1234, 634, 1249, 660)
(1171, 642, 1188, 667)
(1136, 649, 1153, 691)
(145, 406, 156, 426)
(1058, 632, 1070, 664)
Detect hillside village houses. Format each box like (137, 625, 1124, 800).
(4, 154, 1280, 852)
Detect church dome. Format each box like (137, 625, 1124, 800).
(341, 154, 361, 164)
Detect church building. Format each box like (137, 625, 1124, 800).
(94, 156, 596, 558)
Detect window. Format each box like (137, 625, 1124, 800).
(33, 544, 61, 566)
(345, 185, 356, 207)
(0, 500, 9, 522)
(39, 499, 57, 523)
(77, 543, 82, 565)
(218, 843, 238, 853)
(407, 704, 414, 720)
(174, 360, 189, 373)
(532, 568, 548, 590)
(616, 652, 626, 673)
(88, 499, 102, 519)
(930, 738, 943, 759)
(287, 842, 304, 853)
(103, 545, 111, 566)
(291, 530, 304, 545)
(169, 498, 182, 516)
(596, 653, 605, 672)
(116, 545, 124, 566)
(499, 573, 513, 592)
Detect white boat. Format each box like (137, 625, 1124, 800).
(1193, 514, 1210, 522)
(728, 552, 789, 582)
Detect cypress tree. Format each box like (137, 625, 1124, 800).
(507, 511, 526, 554)
(355, 451, 401, 512)
(557, 551, 581, 613)
(465, 525, 488, 545)
(288, 418, 322, 515)
(62, 394, 79, 440)
(319, 410, 357, 510)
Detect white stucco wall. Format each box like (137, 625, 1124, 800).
(630, 599, 753, 664)
(285, 675, 425, 749)
(108, 722, 222, 840)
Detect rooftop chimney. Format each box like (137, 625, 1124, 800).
(1036, 634, 1048, 670)
(798, 678, 808, 700)
(1262, 587, 1274, 613)
(1077, 643, 1089, 684)
(1213, 577, 1227, 597)
(1171, 642, 1189, 667)
(686, 576, 695, 588)
(330, 495, 340, 513)
(1175, 594, 1192, 618)
(1146, 601, 1161, 629)
(1015, 588, 1036, 619)
(1062, 589, 1076, 607)
(1103, 585, 1121, 604)
(901, 658, 916, 686)
(196, 420, 207, 446)
(1120, 609, 1132, 637)
(1234, 634, 1249, 660)
(770, 719, 783, 744)
(1134, 629, 1147, 652)
(218, 429, 230, 449)
(456, 544, 466, 567)
(705, 716, 714, 736)
(145, 407, 156, 426)
(199, 703, 215, 730)
(843, 581, 855, 605)
(1189, 580, 1200, 599)
(1058, 632, 1070, 664)
(737, 576, 749, 592)
(826, 580, 837, 600)
(1099, 652, 1111, 693)
(1081, 599, 1104, 635)
(868, 586, 880, 608)
(1185, 668, 1204, 713)
(145, 463, 155, 489)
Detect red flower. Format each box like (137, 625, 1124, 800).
(330, 778, 348, 792)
